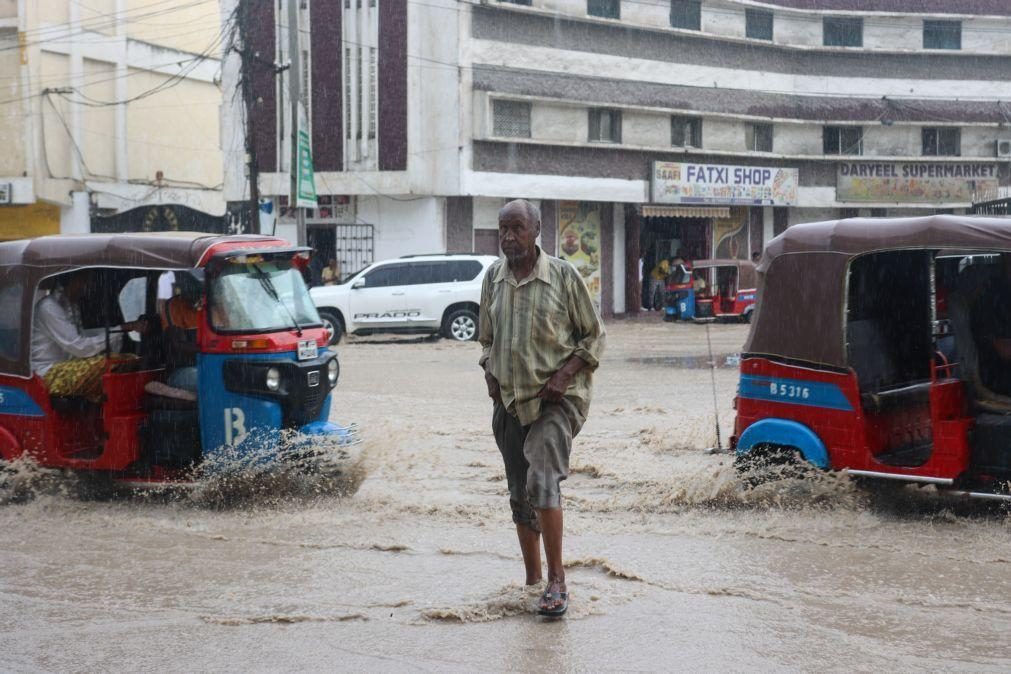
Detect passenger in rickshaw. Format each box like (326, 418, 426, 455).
(32, 271, 148, 401)
(970, 253, 1011, 396)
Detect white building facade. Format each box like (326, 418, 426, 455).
(222, 0, 1011, 314)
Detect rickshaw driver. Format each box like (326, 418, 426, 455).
(971, 253, 1011, 395)
(159, 271, 202, 393)
(32, 271, 148, 394)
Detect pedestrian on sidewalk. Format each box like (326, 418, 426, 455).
(479, 199, 606, 617)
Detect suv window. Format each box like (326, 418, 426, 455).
(440, 260, 483, 283)
(363, 264, 409, 288)
(404, 262, 440, 285)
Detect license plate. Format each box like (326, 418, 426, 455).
(297, 339, 318, 361)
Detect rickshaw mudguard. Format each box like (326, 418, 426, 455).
(736, 419, 830, 469)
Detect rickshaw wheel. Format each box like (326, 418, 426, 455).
(735, 444, 813, 488)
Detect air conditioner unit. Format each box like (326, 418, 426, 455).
(997, 138, 1011, 158)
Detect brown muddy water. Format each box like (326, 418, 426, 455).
(1, 318, 1009, 672)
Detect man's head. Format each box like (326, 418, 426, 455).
(751, 251, 761, 263)
(175, 270, 204, 305)
(498, 199, 541, 267)
(328, 258, 337, 268)
(59, 271, 92, 302)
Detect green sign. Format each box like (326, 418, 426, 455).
(294, 127, 317, 209)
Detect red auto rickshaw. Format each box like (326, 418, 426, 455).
(733, 215, 1011, 501)
(0, 233, 354, 489)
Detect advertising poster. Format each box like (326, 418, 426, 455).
(652, 161, 798, 206)
(837, 162, 999, 203)
(558, 201, 602, 307)
(712, 208, 749, 259)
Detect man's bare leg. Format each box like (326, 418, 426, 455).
(516, 524, 543, 585)
(537, 507, 565, 610)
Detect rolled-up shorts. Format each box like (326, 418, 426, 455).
(492, 398, 585, 532)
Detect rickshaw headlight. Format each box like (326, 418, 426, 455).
(327, 358, 339, 386)
(265, 367, 281, 391)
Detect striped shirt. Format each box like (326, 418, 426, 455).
(479, 248, 606, 426)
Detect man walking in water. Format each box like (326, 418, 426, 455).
(479, 199, 605, 617)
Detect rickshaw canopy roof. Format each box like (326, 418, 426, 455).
(0, 232, 284, 271)
(690, 258, 757, 289)
(744, 215, 1011, 369)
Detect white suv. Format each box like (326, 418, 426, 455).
(310, 254, 499, 344)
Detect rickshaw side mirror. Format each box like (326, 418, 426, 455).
(352, 278, 366, 290)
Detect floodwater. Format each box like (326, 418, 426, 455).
(2, 318, 1010, 672)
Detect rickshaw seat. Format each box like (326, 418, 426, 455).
(860, 382, 932, 415)
(847, 319, 899, 391)
(947, 290, 1011, 414)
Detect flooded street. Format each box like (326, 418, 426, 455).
(2, 318, 1009, 672)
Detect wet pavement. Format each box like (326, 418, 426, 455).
(1, 318, 1009, 672)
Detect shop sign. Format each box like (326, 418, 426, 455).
(558, 201, 602, 307)
(651, 161, 798, 206)
(837, 162, 998, 203)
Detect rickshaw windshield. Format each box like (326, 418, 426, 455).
(210, 257, 321, 333)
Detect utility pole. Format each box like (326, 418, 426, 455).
(236, 0, 261, 234)
(287, 0, 307, 246)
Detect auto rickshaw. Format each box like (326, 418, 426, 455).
(664, 259, 757, 322)
(733, 215, 1011, 501)
(0, 233, 354, 487)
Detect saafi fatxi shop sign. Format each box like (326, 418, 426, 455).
(837, 162, 999, 203)
(651, 161, 799, 206)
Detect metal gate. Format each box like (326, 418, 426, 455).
(334, 223, 375, 277)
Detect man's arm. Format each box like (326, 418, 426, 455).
(37, 299, 114, 358)
(477, 270, 501, 404)
(538, 267, 606, 403)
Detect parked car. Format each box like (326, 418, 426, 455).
(310, 254, 498, 344)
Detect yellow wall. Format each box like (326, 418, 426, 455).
(0, 202, 61, 240)
(125, 70, 222, 187)
(0, 29, 26, 176)
(36, 0, 69, 26)
(81, 57, 116, 179)
(126, 0, 223, 55)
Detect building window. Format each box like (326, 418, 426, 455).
(922, 127, 960, 156)
(823, 126, 863, 155)
(745, 9, 773, 41)
(587, 0, 620, 19)
(924, 20, 961, 49)
(492, 100, 531, 138)
(870, 208, 887, 217)
(747, 122, 773, 152)
(589, 108, 621, 143)
(670, 0, 701, 30)
(823, 17, 862, 47)
(671, 116, 702, 147)
(499, 0, 532, 4)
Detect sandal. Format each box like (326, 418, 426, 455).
(538, 580, 568, 617)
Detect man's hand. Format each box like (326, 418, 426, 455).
(537, 369, 573, 403)
(485, 369, 503, 405)
(121, 319, 150, 335)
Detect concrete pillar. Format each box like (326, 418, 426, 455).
(612, 203, 626, 315)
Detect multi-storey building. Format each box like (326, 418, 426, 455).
(223, 0, 1011, 314)
(0, 0, 225, 242)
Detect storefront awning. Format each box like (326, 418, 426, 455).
(640, 205, 731, 219)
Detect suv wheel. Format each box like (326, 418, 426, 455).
(319, 309, 344, 345)
(444, 308, 479, 342)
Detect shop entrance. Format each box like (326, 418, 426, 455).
(640, 216, 711, 309)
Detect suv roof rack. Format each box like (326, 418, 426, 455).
(399, 253, 480, 258)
